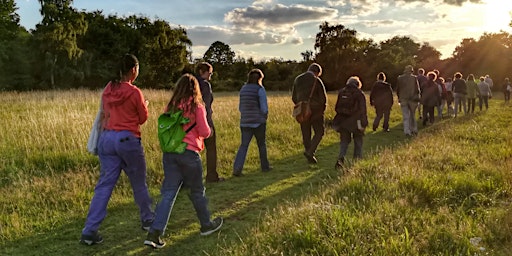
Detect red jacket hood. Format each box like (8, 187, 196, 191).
(103, 81, 136, 106)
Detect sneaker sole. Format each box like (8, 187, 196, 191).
(200, 219, 223, 236)
(144, 240, 165, 249)
(80, 239, 103, 245)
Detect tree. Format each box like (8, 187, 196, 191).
(203, 41, 235, 82)
(203, 41, 235, 66)
(32, 0, 87, 88)
(0, 0, 33, 90)
(314, 22, 362, 90)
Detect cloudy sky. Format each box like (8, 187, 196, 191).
(15, 0, 512, 61)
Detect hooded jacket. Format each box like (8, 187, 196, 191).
(102, 81, 148, 137)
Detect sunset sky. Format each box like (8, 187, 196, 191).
(14, 0, 512, 61)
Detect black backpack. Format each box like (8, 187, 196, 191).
(337, 87, 358, 116)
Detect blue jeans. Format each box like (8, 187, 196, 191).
(151, 150, 211, 234)
(83, 130, 154, 235)
(338, 128, 363, 160)
(233, 123, 270, 173)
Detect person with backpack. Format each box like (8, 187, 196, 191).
(370, 72, 393, 132)
(232, 69, 271, 176)
(396, 65, 420, 136)
(292, 63, 327, 164)
(144, 74, 223, 249)
(332, 76, 368, 169)
(80, 54, 154, 246)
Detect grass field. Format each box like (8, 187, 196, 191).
(1, 89, 511, 255)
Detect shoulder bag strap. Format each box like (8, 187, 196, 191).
(307, 79, 318, 102)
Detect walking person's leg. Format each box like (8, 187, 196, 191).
(233, 126, 254, 175)
(254, 123, 270, 171)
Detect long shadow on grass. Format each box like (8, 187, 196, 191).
(3, 116, 466, 256)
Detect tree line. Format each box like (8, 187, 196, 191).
(2, 0, 512, 91)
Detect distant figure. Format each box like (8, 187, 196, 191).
(466, 74, 479, 114)
(478, 76, 491, 110)
(420, 71, 441, 126)
(144, 74, 223, 249)
(484, 75, 494, 89)
(369, 72, 393, 132)
(503, 78, 511, 103)
(444, 77, 454, 117)
(81, 54, 154, 246)
(233, 69, 271, 176)
(396, 65, 420, 136)
(332, 76, 368, 169)
(452, 72, 467, 117)
(433, 69, 445, 118)
(194, 62, 224, 183)
(417, 68, 428, 119)
(292, 63, 327, 164)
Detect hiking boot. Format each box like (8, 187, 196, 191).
(200, 217, 223, 236)
(141, 219, 153, 231)
(206, 177, 225, 183)
(144, 230, 165, 249)
(262, 166, 273, 172)
(303, 152, 318, 164)
(80, 231, 103, 246)
(334, 158, 344, 170)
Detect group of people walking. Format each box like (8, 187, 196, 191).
(79, 54, 498, 250)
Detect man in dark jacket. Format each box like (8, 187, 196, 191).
(195, 62, 224, 183)
(369, 72, 393, 132)
(292, 63, 327, 164)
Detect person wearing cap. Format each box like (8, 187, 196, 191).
(396, 65, 420, 136)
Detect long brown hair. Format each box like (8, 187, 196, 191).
(165, 74, 203, 113)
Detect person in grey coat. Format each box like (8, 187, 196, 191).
(396, 65, 420, 136)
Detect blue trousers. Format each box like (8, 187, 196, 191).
(151, 150, 212, 234)
(338, 128, 363, 160)
(83, 130, 154, 235)
(233, 123, 270, 173)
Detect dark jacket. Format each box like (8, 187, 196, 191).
(332, 83, 368, 134)
(195, 74, 214, 125)
(452, 78, 467, 95)
(420, 79, 441, 107)
(292, 71, 327, 119)
(369, 80, 393, 109)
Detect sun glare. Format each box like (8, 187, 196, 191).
(483, 0, 512, 31)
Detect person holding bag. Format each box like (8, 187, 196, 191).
(144, 74, 223, 249)
(332, 76, 368, 169)
(80, 54, 154, 245)
(291, 63, 327, 164)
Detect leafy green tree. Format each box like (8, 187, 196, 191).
(314, 22, 361, 90)
(32, 0, 87, 88)
(0, 0, 33, 90)
(203, 41, 235, 83)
